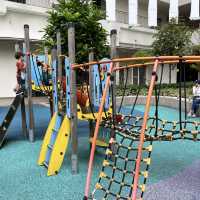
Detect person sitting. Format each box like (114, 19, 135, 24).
(188, 80, 200, 117)
(14, 52, 26, 93)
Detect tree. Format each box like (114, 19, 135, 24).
(42, 0, 109, 63)
(152, 19, 193, 83)
(152, 19, 193, 56)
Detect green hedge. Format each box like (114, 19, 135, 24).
(116, 82, 194, 97)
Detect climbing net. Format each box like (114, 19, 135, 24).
(73, 56, 200, 200)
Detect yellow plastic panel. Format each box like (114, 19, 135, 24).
(38, 112, 57, 165)
(47, 117, 70, 176)
(89, 137, 109, 148)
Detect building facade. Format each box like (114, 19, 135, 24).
(0, 0, 52, 98)
(0, 0, 199, 97)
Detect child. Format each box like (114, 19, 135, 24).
(188, 80, 200, 117)
(14, 52, 26, 92)
(36, 59, 52, 86)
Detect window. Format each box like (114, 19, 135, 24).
(7, 0, 26, 3)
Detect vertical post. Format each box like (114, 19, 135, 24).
(44, 47, 49, 64)
(57, 31, 62, 81)
(21, 96, 28, 138)
(45, 47, 54, 117)
(110, 29, 117, 117)
(51, 47, 58, 113)
(57, 31, 63, 112)
(68, 22, 78, 174)
(89, 49, 95, 140)
(24, 24, 35, 142)
(137, 67, 140, 85)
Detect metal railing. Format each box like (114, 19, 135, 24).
(6, 0, 52, 8)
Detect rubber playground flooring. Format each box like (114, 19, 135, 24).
(0, 104, 200, 200)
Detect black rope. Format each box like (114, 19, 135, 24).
(183, 62, 187, 128)
(118, 68, 129, 113)
(178, 59, 183, 130)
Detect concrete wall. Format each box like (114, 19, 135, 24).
(116, 96, 191, 112)
(0, 7, 47, 40)
(0, 41, 16, 98)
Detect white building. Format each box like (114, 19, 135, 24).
(0, 0, 52, 98)
(0, 0, 199, 97)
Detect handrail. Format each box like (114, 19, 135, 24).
(72, 56, 200, 69)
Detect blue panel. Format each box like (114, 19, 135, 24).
(52, 60, 58, 113)
(65, 57, 71, 118)
(30, 55, 46, 86)
(92, 59, 111, 110)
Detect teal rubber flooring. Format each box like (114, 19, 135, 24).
(0, 104, 200, 199)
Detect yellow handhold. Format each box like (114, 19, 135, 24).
(145, 145, 153, 152)
(99, 172, 107, 178)
(139, 184, 146, 192)
(38, 113, 57, 165)
(106, 149, 112, 155)
(141, 171, 148, 178)
(89, 137, 109, 148)
(47, 117, 71, 176)
(95, 183, 103, 190)
(103, 160, 110, 167)
(143, 158, 151, 165)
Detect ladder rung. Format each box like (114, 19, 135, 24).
(43, 161, 49, 168)
(47, 144, 53, 150)
(52, 128, 58, 133)
(48, 144, 54, 149)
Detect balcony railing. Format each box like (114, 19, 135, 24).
(6, 0, 52, 8)
(116, 9, 149, 27)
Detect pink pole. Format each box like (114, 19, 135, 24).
(84, 62, 114, 199)
(131, 59, 159, 200)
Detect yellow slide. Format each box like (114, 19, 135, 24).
(38, 114, 71, 176)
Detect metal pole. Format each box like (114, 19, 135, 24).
(89, 49, 95, 140)
(89, 49, 94, 107)
(45, 47, 54, 117)
(68, 22, 78, 174)
(51, 47, 58, 114)
(57, 31, 62, 80)
(110, 29, 117, 119)
(24, 24, 34, 142)
(57, 31, 63, 112)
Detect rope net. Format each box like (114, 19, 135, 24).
(80, 57, 200, 200)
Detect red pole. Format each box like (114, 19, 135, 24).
(131, 59, 159, 200)
(84, 62, 114, 199)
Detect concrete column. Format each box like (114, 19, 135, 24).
(190, 0, 200, 20)
(169, 0, 179, 23)
(148, 0, 157, 27)
(128, 0, 138, 26)
(106, 0, 116, 21)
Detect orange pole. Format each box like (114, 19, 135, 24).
(131, 59, 159, 200)
(114, 59, 200, 71)
(73, 56, 200, 69)
(83, 62, 114, 199)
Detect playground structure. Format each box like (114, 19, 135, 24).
(72, 56, 200, 200)
(1, 23, 200, 200)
